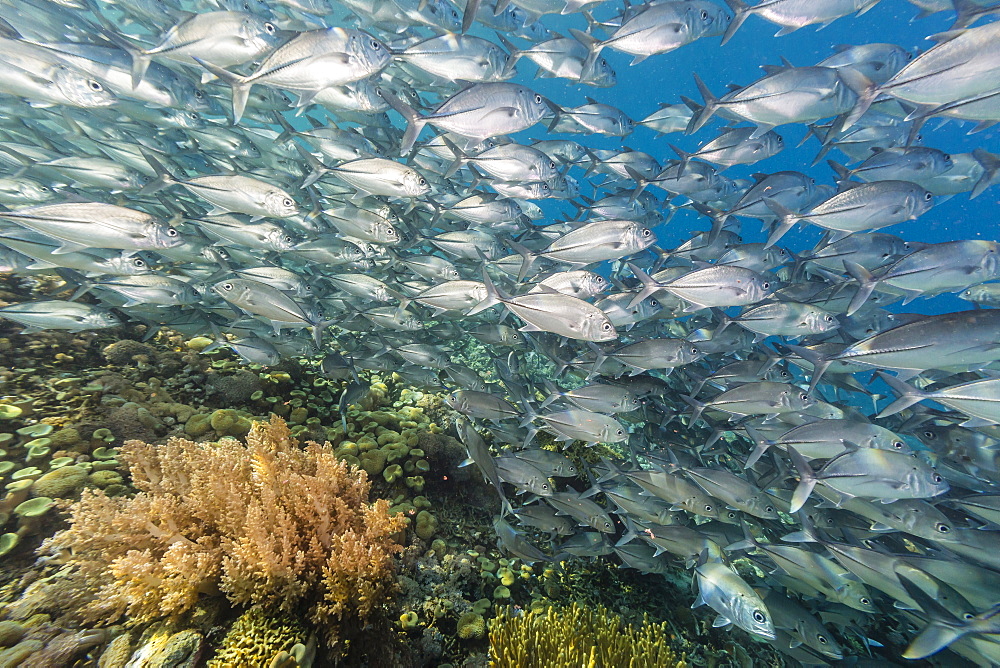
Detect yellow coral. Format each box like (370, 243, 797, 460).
(457, 612, 485, 640)
(488, 602, 686, 668)
(33, 416, 406, 648)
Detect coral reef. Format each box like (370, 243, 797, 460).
(206, 606, 312, 668)
(488, 602, 687, 668)
(20, 416, 406, 651)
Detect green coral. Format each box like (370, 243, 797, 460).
(415, 510, 438, 541)
(209, 409, 252, 437)
(207, 607, 310, 668)
(30, 465, 88, 498)
(457, 612, 485, 640)
(488, 603, 687, 668)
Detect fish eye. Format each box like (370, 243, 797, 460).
(602, 322, 612, 330)
(616, 429, 624, 436)
(167, 228, 179, 237)
(860, 597, 871, 605)
(691, 347, 698, 354)
(752, 610, 765, 623)
(264, 21, 276, 33)
(419, 178, 427, 185)
(222, 283, 233, 291)
(534, 94, 543, 104)
(701, 9, 708, 19)
(705, 504, 713, 511)
(932, 473, 943, 483)
(88, 80, 103, 91)
(818, 635, 828, 644)
(133, 258, 146, 267)
(799, 393, 808, 401)
(370, 39, 381, 49)
(936, 522, 951, 533)
(892, 441, 905, 449)
(649, 298, 658, 307)
(283, 197, 294, 207)
(765, 506, 774, 513)
(944, 154, 951, 161)
(541, 483, 549, 490)
(924, 430, 934, 438)
(549, 161, 556, 169)
(924, 191, 933, 200)
(825, 315, 834, 322)
(761, 282, 770, 289)
(641, 228, 652, 236)
(963, 612, 975, 620)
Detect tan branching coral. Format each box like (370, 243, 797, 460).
(31, 416, 405, 646)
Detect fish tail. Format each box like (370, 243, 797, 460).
(137, 148, 178, 195)
(971, 148, 1000, 199)
(682, 394, 707, 425)
(781, 343, 832, 395)
(381, 88, 427, 156)
(875, 371, 927, 418)
(787, 446, 818, 513)
(466, 268, 505, 316)
(502, 235, 535, 283)
(668, 143, 693, 176)
(193, 58, 252, 125)
(686, 73, 719, 134)
(761, 197, 800, 249)
(585, 341, 607, 381)
(461, 0, 481, 32)
(98, 28, 151, 89)
(495, 33, 521, 78)
(843, 260, 878, 316)
(742, 426, 774, 469)
(720, 0, 752, 46)
(569, 28, 605, 80)
(293, 143, 328, 189)
(625, 261, 662, 309)
(830, 68, 877, 137)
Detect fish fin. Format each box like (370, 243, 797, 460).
(625, 261, 663, 309)
(742, 425, 772, 469)
(467, 269, 505, 316)
(874, 371, 928, 418)
(193, 58, 251, 125)
(99, 28, 151, 89)
(711, 614, 732, 628)
(971, 148, 1000, 199)
(51, 240, 90, 255)
(381, 88, 428, 156)
(761, 198, 799, 249)
(462, 0, 480, 31)
(721, 0, 749, 45)
(787, 446, 817, 514)
(843, 260, 878, 316)
(686, 73, 719, 135)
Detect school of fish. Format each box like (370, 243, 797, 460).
(0, 0, 999, 663)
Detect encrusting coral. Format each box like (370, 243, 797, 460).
(25, 416, 406, 649)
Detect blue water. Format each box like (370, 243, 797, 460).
(512, 1, 998, 316)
